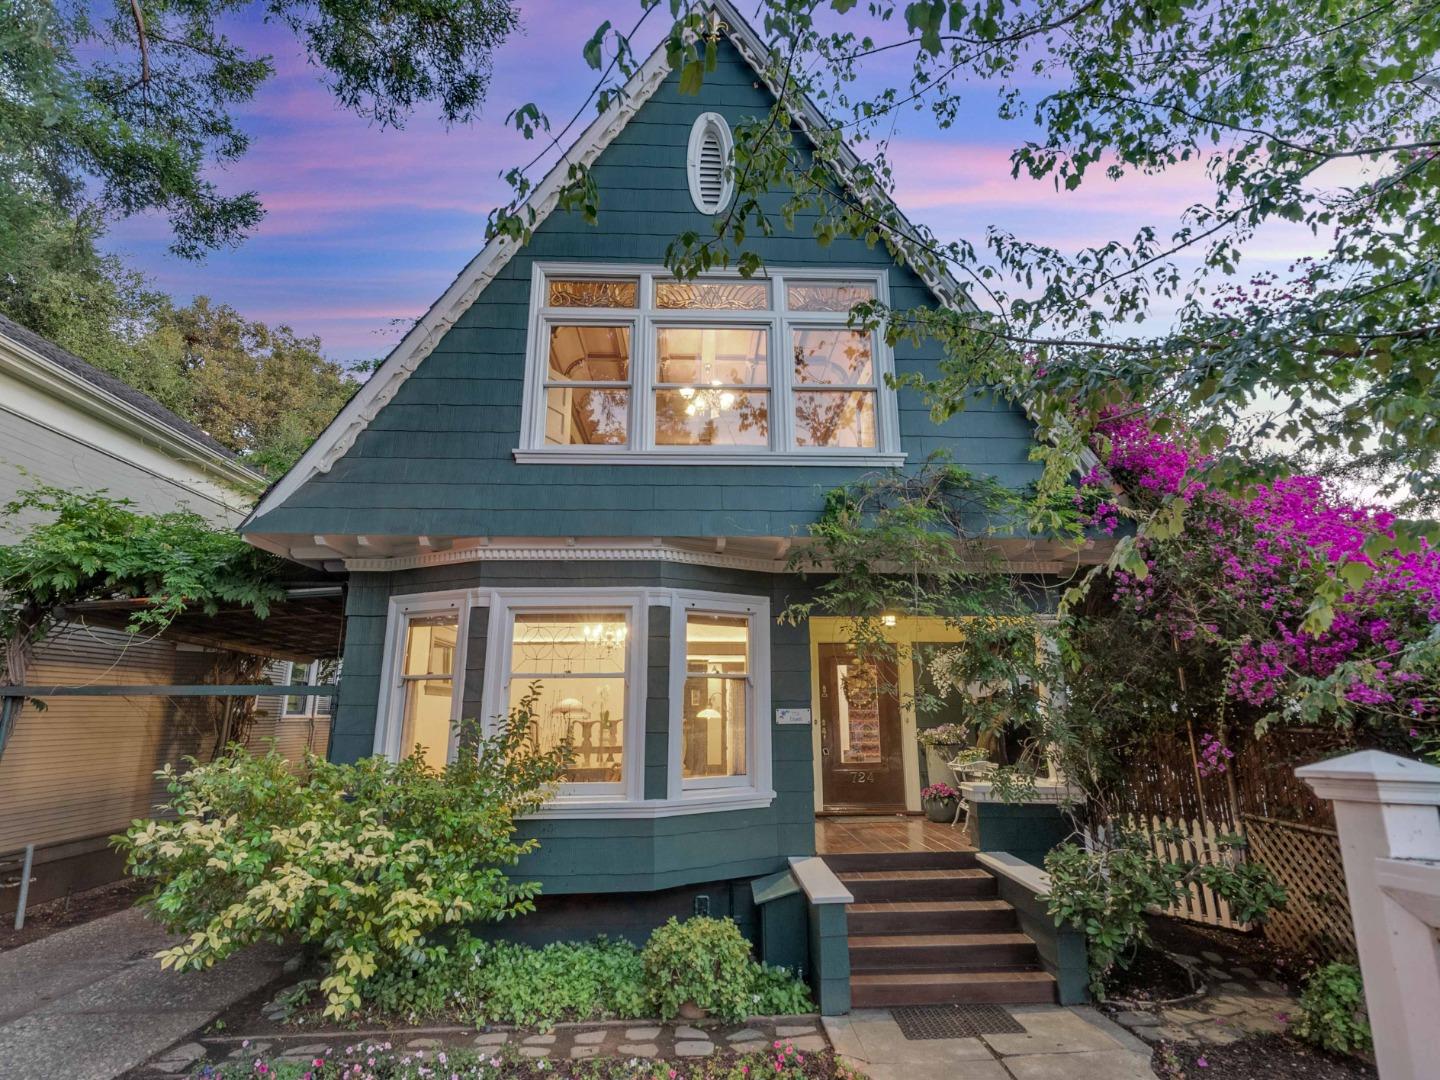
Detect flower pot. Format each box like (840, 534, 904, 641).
(922, 797, 957, 823)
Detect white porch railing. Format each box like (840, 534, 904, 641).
(1297, 750, 1440, 1080)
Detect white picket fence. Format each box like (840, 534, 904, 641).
(1084, 813, 1251, 931)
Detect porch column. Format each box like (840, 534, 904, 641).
(1297, 751, 1440, 1080)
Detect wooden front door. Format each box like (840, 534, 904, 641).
(818, 644, 907, 812)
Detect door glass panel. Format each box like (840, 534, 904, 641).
(683, 614, 749, 779)
(836, 660, 882, 764)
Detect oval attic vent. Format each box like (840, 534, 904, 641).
(687, 113, 734, 214)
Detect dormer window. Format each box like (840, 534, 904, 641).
(518, 265, 903, 464)
(687, 113, 734, 214)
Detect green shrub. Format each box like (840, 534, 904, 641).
(1291, 962, 1372, 1055)
(1045, 827, 1287, 996)
(117, 692, 569, 1019)
(641, 916, 768, 1021)
(362, 933, 648, 1028)
(750, 963, 815, 1016)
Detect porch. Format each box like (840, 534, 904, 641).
(816, 814, 973, 855)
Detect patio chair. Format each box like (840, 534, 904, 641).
(946, 754, 996, 828)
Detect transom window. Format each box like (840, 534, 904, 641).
(520, 266, 900, 461)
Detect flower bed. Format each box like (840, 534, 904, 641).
(191, 1040, 863, 1080)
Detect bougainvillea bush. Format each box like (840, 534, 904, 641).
(118, 694, 570, 1020)
(1070, 409, 1439, 753)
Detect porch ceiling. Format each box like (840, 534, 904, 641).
(59, 586, 345, 662)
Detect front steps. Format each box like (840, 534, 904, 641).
(825, 849, 1057, 1008)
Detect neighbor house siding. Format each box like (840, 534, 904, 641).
(328, 560, 816, 894)
(247, 38, 1042, 540)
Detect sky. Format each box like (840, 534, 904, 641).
(102, 0, 1327, 367)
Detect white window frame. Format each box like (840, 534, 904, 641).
(669, 590, 772, 803)
(480, 588, 649, 808)
(374, 585, 776, 818)
(373, 589, 475, 764)
(280, 660, 319, 718)
(516, 263, 904, 466)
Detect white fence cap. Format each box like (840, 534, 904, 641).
(1297, 750, 1440, 806)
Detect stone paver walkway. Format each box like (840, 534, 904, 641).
(823, 1005, 1155, 1080)
(1108, 947, 1296, 1048)
(0, 907, 289, 1080)
(130, 1017, 829, 1076)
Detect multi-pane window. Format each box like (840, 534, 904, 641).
(506, 611, 630, 787)
(525, 268, 893, 455)
(682, 612, 751, 785)
(397, 613, 458, 770)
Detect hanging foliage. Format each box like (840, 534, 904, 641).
(0, 484, 287, 686)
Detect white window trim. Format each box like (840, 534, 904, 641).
(480, 588, 649, 807)
(516, 263, 905, 466)
(374, 585, 777, 819)
(668, 591, 773, 804)
(687, 112, 735, 214)
(280, 660, 319, 719)
(373, 589, 476, 764)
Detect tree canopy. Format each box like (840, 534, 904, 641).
(2, 0, 521, 257)
(498, 0, 1440, 513)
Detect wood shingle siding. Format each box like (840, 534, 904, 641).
(248, 39, 1043, 541)
(330, 561, 816, 894)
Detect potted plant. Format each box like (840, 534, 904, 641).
(920, 782, 961, 823)
(918, 722, 969, 786)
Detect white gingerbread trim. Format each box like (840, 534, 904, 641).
(243, 0, 974, 529)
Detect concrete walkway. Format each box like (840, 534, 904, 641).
(823, 1004, 1156, 1080)
(0, 906, 288, 1080)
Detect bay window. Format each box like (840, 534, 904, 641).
(377, 586, 773, 816)
(518, 265, 900, 461)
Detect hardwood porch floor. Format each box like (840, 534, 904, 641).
(816, 814, 974, 854)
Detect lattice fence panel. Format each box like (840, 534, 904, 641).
(1244, 814, 1356, 962)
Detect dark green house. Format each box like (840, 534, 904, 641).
(242, 0, 1097, 1013)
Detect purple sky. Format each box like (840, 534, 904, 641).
(103, 1, 1322, 366)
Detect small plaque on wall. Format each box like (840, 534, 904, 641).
(775, 708, 811, 726)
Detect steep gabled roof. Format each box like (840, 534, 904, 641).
(0, 313, 266, 493)
(243, 0, 969, 528)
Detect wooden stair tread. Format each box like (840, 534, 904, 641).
(852, 969, 1055, 987)
(848, 899, 1011, 913)
(838, 868, 990, 881)
(850, 932, 1032, 949)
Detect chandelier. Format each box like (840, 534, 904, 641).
(679, 380, 736, 418)
(581, 621, 628, 648)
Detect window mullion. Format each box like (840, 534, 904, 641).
(636, 278, 655, 452)
(774, 313, 792, 451)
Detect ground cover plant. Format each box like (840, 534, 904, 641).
(190, 1039, 858, 1080)
(118, 694, 571, 1020)
(316, 918, 811, 1029)
(1290, 963, 1372, 1055)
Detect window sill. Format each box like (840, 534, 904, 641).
(512, 449, 906, 468)
(521, 789, 777, 820)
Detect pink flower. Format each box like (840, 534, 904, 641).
(1196, 1055, 1209, 1067)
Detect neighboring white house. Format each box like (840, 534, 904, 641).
(0, 314, 333, 911)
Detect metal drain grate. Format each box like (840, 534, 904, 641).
(890, 1004, 1026, 1040)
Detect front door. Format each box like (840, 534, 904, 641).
(818, 644, 907, 812)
